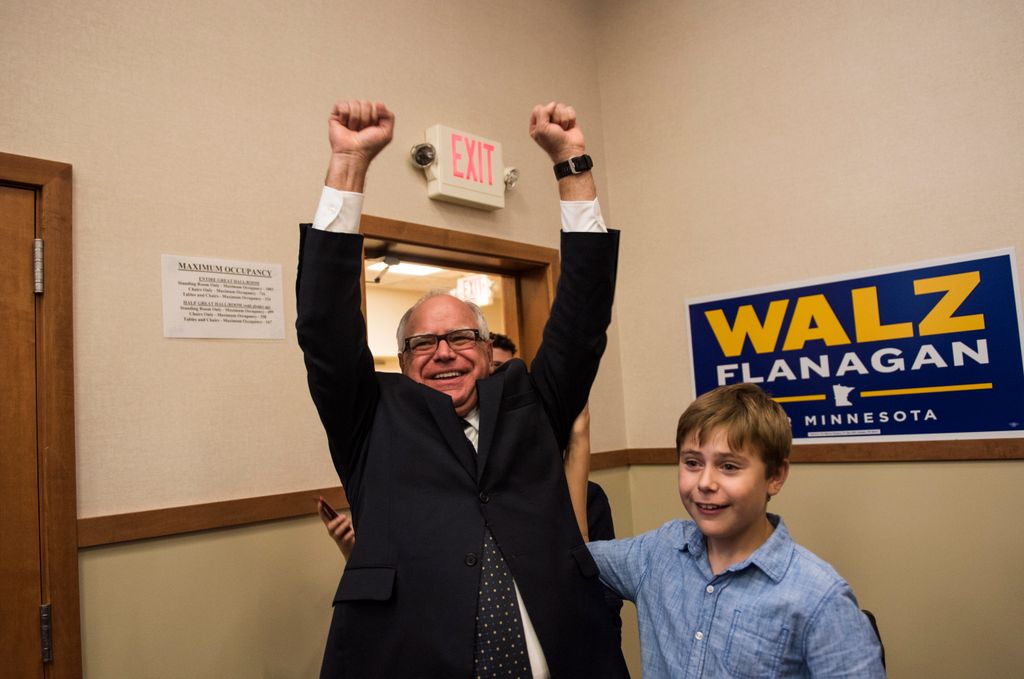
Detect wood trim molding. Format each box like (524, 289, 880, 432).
(78, 439, 1022, 547)
(590, 440, 1024, 467)
(78, 487, 349, 548)
(360, 214, 560, 267)
(789, 438, 1024, 462)
(589, 449, 630, 470)
(359, 214, 558, 365)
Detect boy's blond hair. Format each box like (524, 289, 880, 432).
(676, 383, 792, 477)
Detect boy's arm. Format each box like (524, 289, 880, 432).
(564, 404, 591, 541)
(586, 530, 655, 602)
(803, 584, 887, 678)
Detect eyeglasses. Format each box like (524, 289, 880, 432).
(402, 328, 483, 355)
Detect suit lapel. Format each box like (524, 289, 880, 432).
(423, 387, 477, 480)
(475, 374, 504, 481)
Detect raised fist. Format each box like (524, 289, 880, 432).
(529, 101, 586, 163)
(328, 99, 395, 164)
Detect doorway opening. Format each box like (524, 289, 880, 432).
(364, 258, 515, 372)
(359, 215, 560, 369)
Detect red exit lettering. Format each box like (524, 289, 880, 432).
(450, 133, 495, 185)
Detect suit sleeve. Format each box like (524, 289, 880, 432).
(295, 224, 378, 486)
(530, 230, 620, 450)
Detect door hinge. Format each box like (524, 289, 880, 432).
(33, 238, 44, 294)
(40, 603, 53, 663)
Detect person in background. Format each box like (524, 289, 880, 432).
(562, 403, 624, 644)
(489, 332, 518, 370)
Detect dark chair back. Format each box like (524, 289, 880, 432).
(861, 609, 886, 669)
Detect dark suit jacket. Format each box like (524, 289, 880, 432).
(296, 225, 629, 679)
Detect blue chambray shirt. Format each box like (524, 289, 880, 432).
(588, 514, 885, 678)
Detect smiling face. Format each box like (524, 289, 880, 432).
(678, 426, 789, 566)
(398, 295, 492, 416)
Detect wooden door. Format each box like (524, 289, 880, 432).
(0, 184, 45, 678)
(0, 152, 81, 678)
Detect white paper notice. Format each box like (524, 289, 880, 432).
(162, 255, 285, 339)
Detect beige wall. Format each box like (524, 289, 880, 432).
(4, 0, 1024, 677)
(596, 1, 1024, 677)
(596, 0, 1024, 448)
(0, 0, 623, 520)
(0, 0, 620, 675)
(79, 517, 345, 679)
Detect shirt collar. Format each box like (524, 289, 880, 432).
(460, 407, 481, 452)
(461, 407, 480, 432)
(678, 513, 794, 583)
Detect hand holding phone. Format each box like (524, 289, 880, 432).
(316, 496, 355, 558)
(317, 496, 339, 520)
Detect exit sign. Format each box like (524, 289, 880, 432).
(424, 125, 505, 210)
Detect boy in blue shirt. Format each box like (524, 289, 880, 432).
(586, 383, 886, 678)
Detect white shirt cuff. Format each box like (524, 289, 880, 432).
(560, 198, 608, 233)
(312, 186, 364, 233)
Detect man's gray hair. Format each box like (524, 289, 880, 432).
(395, 290, 490, 352)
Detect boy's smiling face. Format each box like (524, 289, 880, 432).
(678, 426, 789, 564)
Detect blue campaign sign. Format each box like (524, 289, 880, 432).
(686, 250, 1024, 442)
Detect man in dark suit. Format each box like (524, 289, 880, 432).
(297, 99, 628, 679)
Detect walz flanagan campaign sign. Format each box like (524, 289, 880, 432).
(686, 250, 1024, 443)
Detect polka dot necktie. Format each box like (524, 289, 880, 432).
(472, 529, 531, 678)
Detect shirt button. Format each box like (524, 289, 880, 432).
(694, 631, 704, 641)
(706, 585, 715, 594)
(464, 553, 478, 567)
(478, 491, 490, 504)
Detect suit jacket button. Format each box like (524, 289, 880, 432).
(464, 553, 479, 567)
(478, 491, 490, 503)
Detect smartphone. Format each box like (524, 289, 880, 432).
(317, 496, 339, 520)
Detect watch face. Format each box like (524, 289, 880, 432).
(555, 155, 593, 179)
(571, 155, 593, 172)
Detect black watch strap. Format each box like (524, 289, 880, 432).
(553, 154, 593, 180)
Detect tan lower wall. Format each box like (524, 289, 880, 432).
(79, 516, 347, 678)
(78, 472, 643, 678)
(78, 460, 1024, 678)
(626, 460, 1024, 679)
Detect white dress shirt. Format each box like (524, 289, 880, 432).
(312, 185, 607, 234)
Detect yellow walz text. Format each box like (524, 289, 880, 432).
(705, 271, 985, 358)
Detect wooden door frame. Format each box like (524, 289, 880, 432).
(359, 214, 560, 364)
(0, 152, 81, 676)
